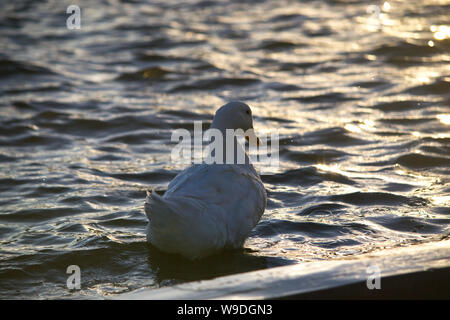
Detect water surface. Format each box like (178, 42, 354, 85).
(0, 0, 449, 299)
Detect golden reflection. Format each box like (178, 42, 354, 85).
(412, 130, 450, 139)
(344, 123, 361, 133)
(393, 165, 439, 188)
(360, 119, 376, 131)
(315, 163, 343, 175)
(364, 54, 377, 61)
(405, 68, 440, 85)
(431, 195, 450, 206)
(314, 164, 361, 181)
(344, 119, 376, 133)
(437, 114, 450, 125)
(431, 25, 450, 40)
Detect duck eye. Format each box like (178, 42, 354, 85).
(246, 110, 250, 115)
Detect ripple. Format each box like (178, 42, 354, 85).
(108, 170, 178, 184)
(329, 192, 428, 207)
(168, 77, 260, 92)
(136, 52, 198, 63)
(256, 40, 301, 51)
(277, 61, 320, 71)
(0, 58, 55, 78)
(262, 166, 356, 187)
(280, 128, 371, 147)
(0, 207, 91, 223)
(297, 203, 349, 216)
(268, 13, 309, 23)
(0, 123, 37, 137)
(370, 41, 442, 65)
(381, 182, 416, 192)
(116, 66, 173, 81)
(27, 186, 72, 198)
(255, 219, 372, 238)
(0, 154, 17, 162)
(280, 148, 348, 164)
(1, 0, 450, 299)
(397, 153, 450, 169)
(0, 134, 72, 149)
(284, 92, 358, 104)
(368, 215, 446, 234)
(378, 117, 434, 125)
(104, 132, 167, 145)
(265, 82, 302, 92)
(371, 100, 427, 112)
(351, 80, 390, 89)
(406, 77, 450, 95)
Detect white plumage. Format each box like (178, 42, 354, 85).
(144, 101, 267, 259)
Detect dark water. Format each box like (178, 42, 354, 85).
(0, 0, 449, 299)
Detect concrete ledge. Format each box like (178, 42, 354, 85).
(117, 239, 450, 300)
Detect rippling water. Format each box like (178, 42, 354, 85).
(0, 0, 449, 299)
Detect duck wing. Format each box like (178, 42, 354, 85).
(145, 164, 266, 258)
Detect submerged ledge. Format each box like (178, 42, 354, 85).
(117, 239, 450, 299)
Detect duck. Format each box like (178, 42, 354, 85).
(144, 101, 267, 260)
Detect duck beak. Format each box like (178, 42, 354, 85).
(245, 129, 261, 146)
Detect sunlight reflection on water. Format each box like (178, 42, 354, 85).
(0, 0, 449, 298)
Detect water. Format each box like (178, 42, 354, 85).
(0, 0, 449, 299)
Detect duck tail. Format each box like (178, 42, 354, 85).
(144, 189, 174, 223)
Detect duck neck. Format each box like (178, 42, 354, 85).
(208, 124, 250, 165)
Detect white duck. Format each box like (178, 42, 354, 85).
(145, 101, 267, 260)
